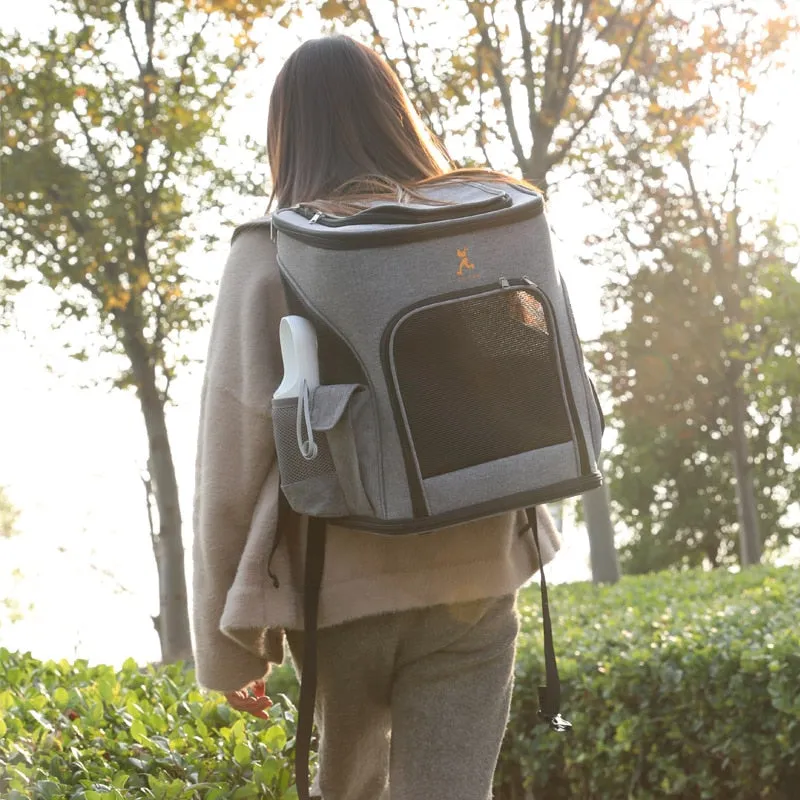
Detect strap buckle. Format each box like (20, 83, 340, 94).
(541, 711, 573, 733)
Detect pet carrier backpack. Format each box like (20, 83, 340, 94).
(261, 178, 604, 799)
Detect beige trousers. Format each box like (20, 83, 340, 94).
(286, 594, 518, 800)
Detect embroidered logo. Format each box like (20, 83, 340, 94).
(456, 247, 475, 277)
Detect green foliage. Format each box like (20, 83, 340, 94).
(589, 228, 800, 572)
(265, 660, 299, 710)
(0, 486, 20, 539)
(497, 565, 800, 799)
(742, 256, 800, 451)
(582, 2, 800, 571)
(1, 569, 798, 798)
(220, 569, 800, 799)
(0, 654, 306, 799)
(0, 0, 277, 388)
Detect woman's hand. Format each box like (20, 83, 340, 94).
(224, 679, 273, 720)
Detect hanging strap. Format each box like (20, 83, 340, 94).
(525, 507, 572, 733)
(296, 516, 327, 800)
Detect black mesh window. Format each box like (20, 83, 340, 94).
(391, 289, 572, 479)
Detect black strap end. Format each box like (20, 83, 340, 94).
(538, 686, 572, 732)
(543, 712, 573, 733)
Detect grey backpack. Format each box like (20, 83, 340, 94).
(264, 179, 604, 798)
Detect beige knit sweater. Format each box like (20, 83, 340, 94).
(191, 222, 561, 692)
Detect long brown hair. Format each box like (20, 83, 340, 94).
(267, 35, 536, 212)
(267, 35, 452, 209)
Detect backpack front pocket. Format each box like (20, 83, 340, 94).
(382, 279, 586, 516)
(272, 384, 376, 518)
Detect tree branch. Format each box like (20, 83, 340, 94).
(389, 0, 443, 139)
(542, 0, 591, 145)
(475, 50, 495, 168)
(149, 13, 211, 200)
(120, 0, 143, 73)
(514, 0, 540, 135)
(555, 0, 566, 76)
(72, 108, 110, 184)
(550, 0, 657, 168)
(678, 149, 722, 273)
(358, 0, 394, 65)
(562, 0, 591, 91)
(39, 182, 125, 306)
(151, 36, 246, 199)
(569, 0, 623, 87)
(173, 12, 212, 97)
(468, 1, 528, 170)
(144, 0, 156, 72)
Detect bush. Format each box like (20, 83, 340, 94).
(2, 566, 798, 799)
(0, 653, 307, 799)
(498, 565, 800, 800)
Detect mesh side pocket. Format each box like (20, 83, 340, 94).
(272, 386, 376, 518)
(271, 397, 347, 517)
(272, 400, 336, 483)
(390, 288, 573, 479)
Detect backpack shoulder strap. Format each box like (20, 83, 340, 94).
(295, 517, 326, 800)
(525, 507, 572, 733)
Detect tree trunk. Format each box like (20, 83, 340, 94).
(125, 328, 192, 663)
(582, 484, 620, 584)
(141, 387, 193, 663)
(729, 382, 762, 566)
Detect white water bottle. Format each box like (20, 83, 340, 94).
(273, 316, 320, 400)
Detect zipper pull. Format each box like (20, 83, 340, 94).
(309, 212, 321, 224)
(270, 216, 276, 242)
(500, 277, 510, 288)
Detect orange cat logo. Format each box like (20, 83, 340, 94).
(457, 247, 475, 277)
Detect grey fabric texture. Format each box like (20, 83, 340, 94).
(285, 594, 518, 800)
(309, 384, 361, 431)
(560, 272, 604, 456)
(423, 442, 578, 516)
(274, 180, 604, 525)
(282, 474, 348, 518)
(323, 390, 376, 517)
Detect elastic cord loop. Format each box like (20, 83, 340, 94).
(296, 381, 318, 460)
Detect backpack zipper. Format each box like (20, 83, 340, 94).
(299, 192, 511, 227)
(272, 192, 544, 250)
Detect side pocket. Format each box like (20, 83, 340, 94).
(271, 385, 376, 518)
(587, 376, 605, 456)
(272, 395, 349, 517)
(559, 273, 604, 462)
(310, 384, 376, 518)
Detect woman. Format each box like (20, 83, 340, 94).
(192, 34, 561, 800)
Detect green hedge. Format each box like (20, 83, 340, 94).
(0, 654, 307, 800)
(2, 566, 798, 799)
(498, 565, 800, 800)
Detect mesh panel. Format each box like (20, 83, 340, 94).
(272, 401, 336, 484)
(392, 289, 572, 479)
